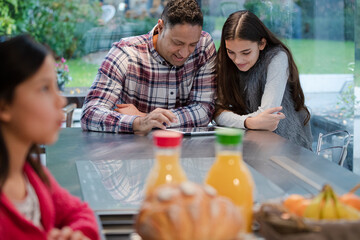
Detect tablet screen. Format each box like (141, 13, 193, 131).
(166, 126, 217, 136)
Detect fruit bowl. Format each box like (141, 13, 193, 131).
(254, 184, 360, 240)
(254, 202, 360, 240)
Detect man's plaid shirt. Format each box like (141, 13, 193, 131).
(81, 25, 216, 133)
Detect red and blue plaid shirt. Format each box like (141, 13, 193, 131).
(81, 25, 216, 133)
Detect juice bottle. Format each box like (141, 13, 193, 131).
(144, 130, 187, 196)
(205, 128, 254, 232)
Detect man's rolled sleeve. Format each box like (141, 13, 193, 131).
(81, 49, 138, 133)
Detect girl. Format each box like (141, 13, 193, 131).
(215, 10, 312, 150)
(0, 35, 99, 239)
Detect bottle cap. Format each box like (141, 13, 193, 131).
(153, 130, 183, 147)
(216, 128, 243, 145)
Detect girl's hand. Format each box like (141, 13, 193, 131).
(47, 227, 90, 240)
(245, 106, 285, 131)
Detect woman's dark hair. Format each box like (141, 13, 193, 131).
(216, 10, 310, 125)
(0, 35, 50, 189)
(161, 0, 203, 28)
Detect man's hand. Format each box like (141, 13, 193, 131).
(132, 108, 178, 135)
(114, 104, 147, 117)
(245, 106, 285, 131)
(47, 227, 90, 240)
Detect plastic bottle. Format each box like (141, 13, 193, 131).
(144, 130, 187, 196)
(205, 128, 254, 232)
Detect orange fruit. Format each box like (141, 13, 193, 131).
(293, 198, 311, 216)
(339, 193, 360, 211)
(283, 194, 305, 213)
(339, 184, 360, 210)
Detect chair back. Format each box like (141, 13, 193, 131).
(63, 103, 77, 128)
(316, 130, 351, 167)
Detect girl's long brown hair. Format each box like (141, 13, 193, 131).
(216, 10, 310, 125)
(0, 35, 50, 190)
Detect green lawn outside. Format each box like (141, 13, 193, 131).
(285, 39, 354, 74)
(67, 39, 355, 87)
(215, 39, 355, 74)
(66, 59, 99, 87)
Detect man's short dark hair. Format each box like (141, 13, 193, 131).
(161, 0, 203, 27)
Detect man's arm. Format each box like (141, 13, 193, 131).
(81, 48, 138, 133)
(171, 34, 217, 127)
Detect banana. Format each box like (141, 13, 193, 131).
(303, 184, 360, 221)
(320, 186, 338, 220)
(336, 202, 351, 219)
(326, 184, 360, 220)
(344, 205, 360, 220)
(337, 203, 360, 220)
(332, 187, 352, 220)
(303, 190, 325, 220)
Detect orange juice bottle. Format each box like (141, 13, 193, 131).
(205, 128, 254, 232)
(144, 130, 187, 196)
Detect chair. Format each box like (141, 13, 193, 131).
(316, 130, 351, 167)
(101, 5, 116, 24)
(39, 103, 77, 165)
(63, 103, 77, 128)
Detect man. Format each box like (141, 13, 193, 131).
(81, 0, 216, 135)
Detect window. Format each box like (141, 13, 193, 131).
(203, 0, 358, 172)
(1, 0, 359, 172)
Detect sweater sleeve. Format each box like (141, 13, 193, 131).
(215, 51, 289, 129)
(45, 169, 100, 240)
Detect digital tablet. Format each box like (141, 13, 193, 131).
(166, 126, 217, 136)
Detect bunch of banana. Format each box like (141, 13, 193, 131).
(304, 185, 360, 221)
